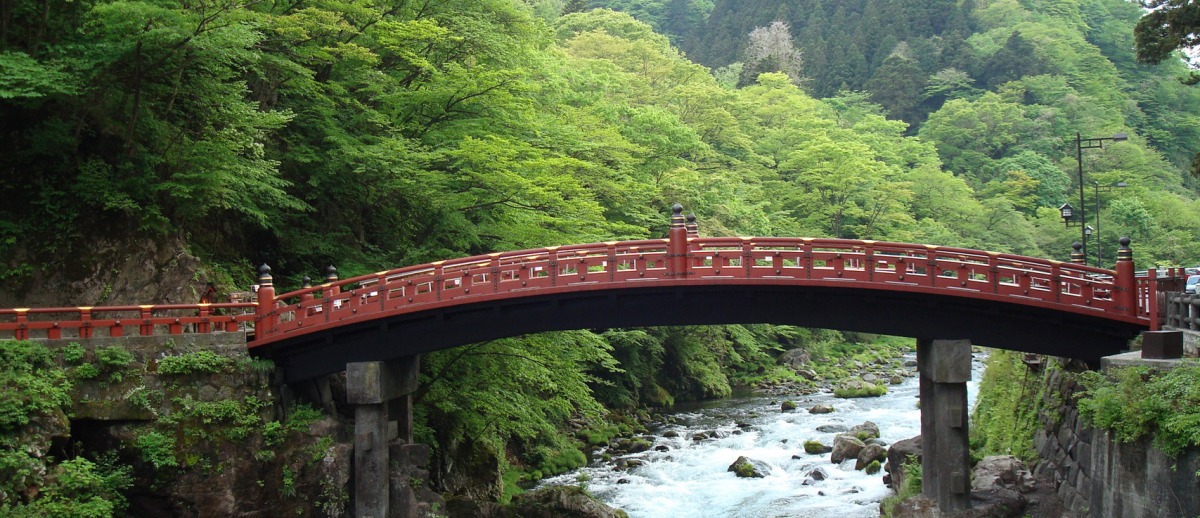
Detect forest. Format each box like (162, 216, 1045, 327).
(3, 0, 1200, 514)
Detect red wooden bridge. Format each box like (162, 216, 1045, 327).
(0, 206, 1176, 381)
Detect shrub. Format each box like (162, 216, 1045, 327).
(94, 346, 133, 369)
(73, 363, 100, 380)
(0, 340, 72, 430)
(1076, 363, 1200, 457)
(157, 351, 232, 375)
(880, 455, 922, 518)
(61, 343, 85, 364)
(135, 431, 178, 470)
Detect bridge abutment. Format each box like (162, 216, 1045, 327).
(917, 338, 972, 512)
(347, 356, 420, 518)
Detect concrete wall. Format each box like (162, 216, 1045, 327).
(1034, 360, 1200, 517)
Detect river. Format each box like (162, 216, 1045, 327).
(540, 352, 984, 518)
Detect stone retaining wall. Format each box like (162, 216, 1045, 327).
(1033, 360, 1200, 517)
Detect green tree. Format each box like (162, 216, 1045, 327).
(1133, 0, 1200, 84)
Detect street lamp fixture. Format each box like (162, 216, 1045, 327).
(1066, 132, 1128, 262)
(1059, 203, 1075, 225)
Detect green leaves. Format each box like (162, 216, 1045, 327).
(0, 52, 79, 99)
(1077, 363, 1200, 457)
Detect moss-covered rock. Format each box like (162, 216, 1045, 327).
(727, 456, 771, 478)
(804, 439, 832, 454)
(833, 379, 887, 398)
(508, 485, 628, 518)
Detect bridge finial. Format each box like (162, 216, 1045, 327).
(670, 203, 685, 229)
(1116, 237, 1132, 261)
(686, 212, 699, 238)
(1070, 242, 1085, 264)
(258, 263, 273, 287)
(302, 275, 312, 289)
(324, 265, 338, 283)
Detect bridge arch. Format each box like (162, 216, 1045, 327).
(249, 207, 1151, 383)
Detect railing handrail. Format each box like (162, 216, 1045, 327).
(0, 236, 1173, 344)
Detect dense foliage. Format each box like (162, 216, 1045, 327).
(0, 341, 132, 516)
(969, 350, 1041, 463)
(1076, 363, 1200, 458)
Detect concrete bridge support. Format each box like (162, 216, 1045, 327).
(917, 338, 972, 512)
(347, 356, 420, 518)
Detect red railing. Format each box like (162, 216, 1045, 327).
(0, 221, 1168, 345)
(0, 303, 256, 340)
(247, 236, 1154, 348)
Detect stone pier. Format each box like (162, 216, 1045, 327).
(347, 356, 420, 518)
(917, 338, 972, 512)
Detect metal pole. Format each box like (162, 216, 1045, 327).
(1094, 181, 1101, 267)
(1076, 133, 1087, 262)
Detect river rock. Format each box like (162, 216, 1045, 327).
(885, 435, 922, 490)
(807, 467, 829, 481)
(816, 424, 847, 433)
(830, 435, 866, 464)
(834, 378, 886, 398)
(611, 437, 652, 454)
(728, 456, 772, 478)
(855, 444, 888, 470)
(781, 400, 798, 412)
(804, 440, 833, 454)
(861, 373, 879, 383)
(796, 368, 819, 381)
(849, 421, 880, 440)
(509, 485, 628, 518)
(778, 349, 811, 369)
(973, 455, 1035, 493)
(809, 404, 835, 414)
(663, 430, 679, 438)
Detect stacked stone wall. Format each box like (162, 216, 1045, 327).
(1033, 359, 1200, 517)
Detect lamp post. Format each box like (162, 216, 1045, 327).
(1092, 180, 1128, 267)
(1062, 132, 1127, 262)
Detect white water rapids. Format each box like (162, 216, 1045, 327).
(540, 353, 984, 518)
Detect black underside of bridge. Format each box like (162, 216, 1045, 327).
(251, 285, 1145, 382)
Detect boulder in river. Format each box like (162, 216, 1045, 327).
(834, 379, 887, 398)
(809, 404, 835, 414)
(884, 435, 922, 490)
(830, 435, 866, 464)
(804, 440, 833, 454)
(816, 424, 847, 433)
(727, 456, 772, 478)
(806, 467, 829, 481)
(855, 443, 887, 470)
(781, 400, 798, 412)
(849, 421, 880, 441)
